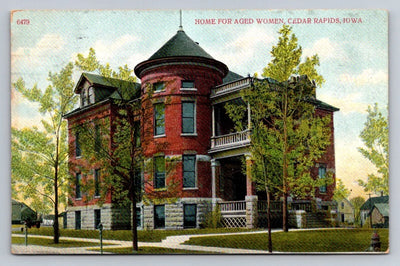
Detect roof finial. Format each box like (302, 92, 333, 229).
(179, 9, 183, 31)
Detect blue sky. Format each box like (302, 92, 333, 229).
(11, 9, 388, 198)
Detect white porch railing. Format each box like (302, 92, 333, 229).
(218, 201, 246, 213)
(211, 77, 251, 98)
(211, 130, 250, 149)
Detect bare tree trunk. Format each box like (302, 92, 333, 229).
(53, 136, 60, 244)
(266, 186, 272, 253)
(282, 89, 289, 232)
(131, 195, 138, 252)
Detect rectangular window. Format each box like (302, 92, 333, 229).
(184, 204, 197, 228)
(94, 124, 101, 153)
(153, 82, 165, 92)
(182, 102, 195, 134)
(181, 80, 195, 89)
(154, 205, 165, 229)
(75, 132, 81, 157)
(88, 87, 95, 104)
(154, 103, 165, 136)
(94, 169, 100, 197)
(154, 156, 166, 189)
(183, 155, 196, 188)
(94, 209, 101, 229)
(134, 121, 141, 147)
(75, 211, 81, 230)
(136, 207, 141, 228)
(319, 165, 327, 193)
(75, 173, 82, 199)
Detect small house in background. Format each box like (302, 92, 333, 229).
(11, 199, 37, 225)
(360, 195, 389, 227)
(369, 203, 389, 228)
(336, 198, 354, 224)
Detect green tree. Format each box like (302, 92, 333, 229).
(12, 62, 77, 243)
(357, 103, 389, 195)
(226, 25, 332, 236)
(74, 48, 171, 252)
(350, 196, 365, 226)
(333, 179, 351, 202)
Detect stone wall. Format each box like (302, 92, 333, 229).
(143, 198, 212, 230)
(66, 204, 112, 230)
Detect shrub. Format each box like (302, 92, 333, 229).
(202, 208, 223, 228)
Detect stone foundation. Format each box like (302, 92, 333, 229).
(66, 198, 213, 230)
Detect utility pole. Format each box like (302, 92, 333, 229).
(368, 193, 373, 228)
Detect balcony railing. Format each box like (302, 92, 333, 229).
(218, 201, 246, 213)
(210, 130, 250, 151)
(211, 77, 251, 99)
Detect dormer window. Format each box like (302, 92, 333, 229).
(80, 82, 95, 107)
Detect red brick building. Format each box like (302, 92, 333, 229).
(65, 27, 339, 230)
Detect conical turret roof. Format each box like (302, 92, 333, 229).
(149, 29, 214, 60)
(135, 28, 228, 78)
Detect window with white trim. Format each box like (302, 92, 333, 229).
(94, 169, 100, 197)
(181, 80, 195, 89)
(154, 103, 165, 136)
(182, 101, 195, 134)
(319, 165, 327, 193)
(183, 155, 196, 188)
(154, 205, 165, 229)
(154, 156, 166, 189)
(75, 173, 82, 199)
(153, 82, 165, 92)
(184, 204, 197, 228)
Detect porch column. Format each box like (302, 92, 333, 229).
(211, 105, 215, 148)
(211, 158, 220, 211)
(247, 101, 251, 130)
(245, 154, 256, 196)
(245, 154, 258, 228)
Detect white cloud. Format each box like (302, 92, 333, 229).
(92, 34, 140, 64)
(211, 27, 275, 69)
(339, 69, 387, 87)
(12, 34, 66, 67)
(318, 93, 369, 115)
(302, 38, 346, 62)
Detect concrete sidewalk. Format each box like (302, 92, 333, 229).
(11, 230, 278, 254)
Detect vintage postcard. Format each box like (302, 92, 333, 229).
(11, 9, 388, 254)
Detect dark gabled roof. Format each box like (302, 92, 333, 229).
(75, 73, 139, 94)
(64, 73, 141, 119)
(360, 195, 389, 211)
(149, 29, 214, 60)
(223, 71, 244, 84)
(308, 98, 340, 112)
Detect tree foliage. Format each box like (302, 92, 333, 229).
(357, 103, 389, 195)
(225, 25, 333, 233)
(74, 48, 181, 251)
(12, 62, 77, 243)
(74, 48, 143, 251)
(350, 196, 365, 226)
(333, 179, 351, 202)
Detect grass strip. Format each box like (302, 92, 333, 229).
(13, 227, 256, 242)
(12, 236, 110, 248)
(184, 229, 389, 253)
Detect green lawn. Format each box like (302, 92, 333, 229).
(184, 229, 389, 252)
(12, 236, 108, 248)
(88, 246, 217, 254)
(13, 227, 255, 242)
